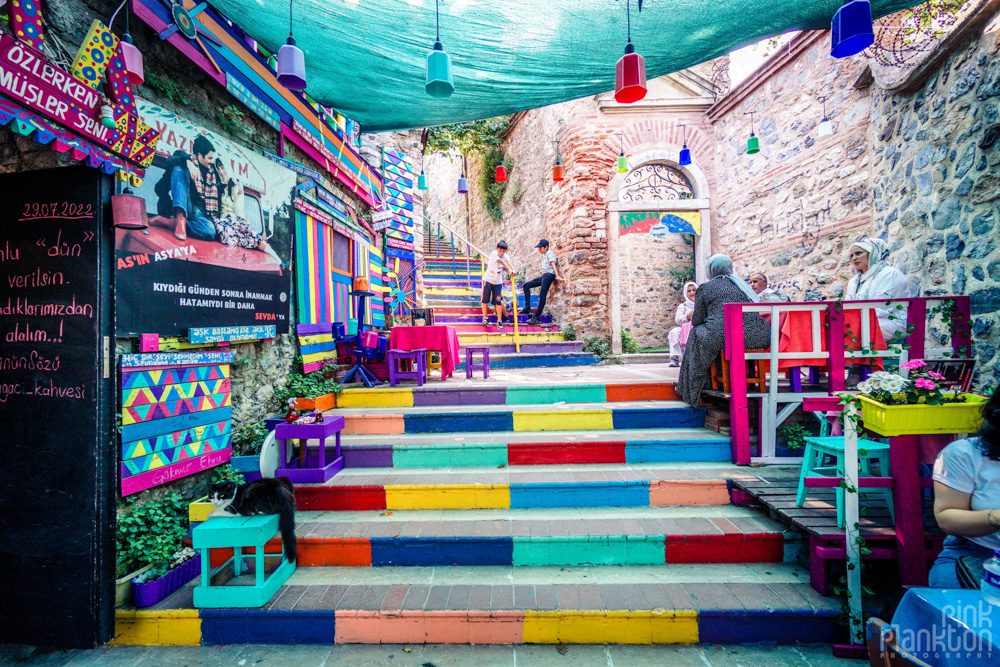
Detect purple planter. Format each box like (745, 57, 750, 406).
(132, 555, 201, 608)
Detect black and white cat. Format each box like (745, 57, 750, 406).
(207, 477, 297, 563)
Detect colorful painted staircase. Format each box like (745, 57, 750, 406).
(420, 235, 597, 369)
(121, 380, 843, 647)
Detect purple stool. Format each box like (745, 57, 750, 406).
(388, 348, 427, 387)
(465, 346, 490, 379)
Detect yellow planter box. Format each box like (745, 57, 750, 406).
(859, 393, 988, 436)
(188, 496, 214, 523)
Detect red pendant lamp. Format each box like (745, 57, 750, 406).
(552, 141, 564, 182)
(614, 0, 647, 104)
(496, 162, 507, 182)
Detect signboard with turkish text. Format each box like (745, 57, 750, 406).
(114, 101, 295, 336)
(619, 211, 701, 236)
(387, 237, 414, 251)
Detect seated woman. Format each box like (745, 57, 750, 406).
(677, 255, 771, 407)
(668, 281, 698, 367)
(844, 238, 910, 345)
(930, 390, 1000, 588)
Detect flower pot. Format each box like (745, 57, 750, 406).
(116, 564, 153, 607)
(291, 393, 337, 412)
(859, 393, 989, 437)
(131, 554, 201, 608)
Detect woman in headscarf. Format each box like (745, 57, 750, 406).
(677, 255, 772, 406)
(844, 238, 910, 344)
(668, 281, 698, 367)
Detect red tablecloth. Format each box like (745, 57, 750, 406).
(389, 325, 461, 380)
(777, 309, 887, 370)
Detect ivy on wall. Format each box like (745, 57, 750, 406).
(480, 149, 510, 222)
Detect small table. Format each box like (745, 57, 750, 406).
(274, 416, 345, 483)
(889, 588, 998, 666)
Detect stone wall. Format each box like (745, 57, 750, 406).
(708, 10, 1000, 387)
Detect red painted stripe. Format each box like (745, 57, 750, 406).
(605, 383, 679, 402)
(205, 537, 373, 568)
(295, 485, 388, 511)
(507, 442, 626, 465)
(664, 532, 783, 564)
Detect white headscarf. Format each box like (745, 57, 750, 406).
(682, 281, 698, 309)
(708, 254, 760, 303)
(847, 238, 891, 299)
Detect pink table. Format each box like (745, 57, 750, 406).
(390, 325, 461, 380)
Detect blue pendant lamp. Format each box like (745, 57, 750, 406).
(276, 0, 307, 90)
(744, 112, 759, 155)
(678, 124, 691, 166)
(426, 0, 455, 98)
(831, 0, 875, 58)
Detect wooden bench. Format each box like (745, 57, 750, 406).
(192, 514, 295, 608)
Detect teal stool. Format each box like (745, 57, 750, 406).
(192, 514, 295, 608)
(795, 436, 894, 529)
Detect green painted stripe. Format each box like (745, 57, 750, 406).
(505, 385, 607, 405)
(512, 535, 666, 566)
(392, 443, 508, 468)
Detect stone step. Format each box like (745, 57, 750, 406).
(128, 563, 841, 645)
(457, 331, 566, 344)
(621, 353, 678, 365)
(457, 340, 585, 354)
(456, 351, 598, 370)
(333, 400, 705, 436)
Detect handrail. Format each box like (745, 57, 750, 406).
(423, 215, 488, 260)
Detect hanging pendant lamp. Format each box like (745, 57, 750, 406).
(458, 173, 469, 194)
(616, 133, 628, 173)
(120, 5, 144, 86)
(418, 152, 429, 190)
(744, 112, 760, 155)
(552, 141, 564, 182)
(425, 0, 455, 98)
(276, 0, 307, 90)
(112, 186, 149, 230)
(678, 124, 691, 166)
(100, 103, 116, 129)
(818, 98, 834, 137)
(496, 162, 507, 182)
(831, 0, 875, 58)
(614, 0, 647, 104)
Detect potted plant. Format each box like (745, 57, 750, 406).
(275, 367, 343, 412)
(116, 493, 189, 607)
(131, 547, 201, 608)
(854, 360, 989, 436)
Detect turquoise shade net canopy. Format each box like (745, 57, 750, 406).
(211, 0, 920, 132)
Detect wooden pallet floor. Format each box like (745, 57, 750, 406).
(732, 470, 943, 542)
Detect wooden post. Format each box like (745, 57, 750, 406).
(843, 400, 863, 645)
(826, 303, 846, 393)
(906, 298, 927, 360)
(890, 433, 928, 586)
(726, 303, 751, 465)
(952, 296, 972, 359)
(609, 211, 622, 355)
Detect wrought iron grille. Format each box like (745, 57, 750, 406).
(620, 163, 694, 202)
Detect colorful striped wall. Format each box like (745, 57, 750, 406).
(295, 211, 352, 325)
(369, 246, 385, 327)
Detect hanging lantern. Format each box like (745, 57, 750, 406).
(495, 163, 507, 182)
(458, 174, 469, 194)
(277, 0, 306, 90)
(553, 162, 564, 182)
(120, 8, 145, 87)
(614, 0, 647, 104)
(112, 187, 148, 230)
(744, 112, 759, 155)
(425, 0, 455, 98)
(818, 98, 834, 137)
(418, 171, 428, 190)
(831, 0, 874, 58)
(616, 133, 628, 173)
(100, 103, 116, 129)
(678, 124, 691, 166)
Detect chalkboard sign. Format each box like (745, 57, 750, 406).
(0, 167, 115, 648)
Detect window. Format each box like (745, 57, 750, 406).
(331, 230, 351, 275)
(621, 163, 694, 202)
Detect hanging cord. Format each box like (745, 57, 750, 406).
(289, 0, 294, 38)
(436, 0, 441, 42)
(626, 0, 632, 44)
(108, 0, 129, 30)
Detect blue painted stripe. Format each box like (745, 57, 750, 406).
(370, 537, 513, 566)
(200, 609, 336, 644)
(697, 609, 843, 644)
(300, 341, 339, 355)
(509, 481, 649, 508)
(119, 407, 232, 443)
(403, 412, 514, 434)
(456, 355, 599, 371)
(611, 407, 706, 430)
(625, 439, 731, 463)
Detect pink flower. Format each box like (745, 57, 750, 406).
(927, 371, 945, 380)
(914, 378, 936, 390)
(901, 359, 927, 370)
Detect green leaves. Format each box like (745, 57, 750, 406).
(426, 116, 512, 155)
(116, 492, 190, 577)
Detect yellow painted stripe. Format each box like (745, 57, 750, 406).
(513, 410, 613, 432)
(523, 610, 699, 645)
(424, 288, 476, 295)
(302, 350, 337, 365)
(457, 332, 566, 343)
(384, 484, 510, 510)
(188, 497, 213, 523)
(112, 610, 201, 646)
(299, 333, 336, 345)
(338, 387, 413, 408)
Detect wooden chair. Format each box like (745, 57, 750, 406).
(866, 618, 933, 667)
(710, 349, 768, 393)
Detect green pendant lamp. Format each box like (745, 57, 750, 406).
(417, 151, 428, 190)
(744, 111, 760, 155)
(617, 133, 628, 173)
(425, 0, 455, 98)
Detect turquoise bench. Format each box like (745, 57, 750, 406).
(192, 514, 295, 608)
(795, 436, 894, 529)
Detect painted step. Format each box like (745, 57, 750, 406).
(333, 400, 705, 435)
(430, 303, 544, 317)
(252, 505, 786, 567)
(337, 381, 678, 409)
(335, 429, 728, 468)
(123, 564, 841, 646)
(456, 351, 598, 369)
(457, 331, 566, 344)
(435, 314, 555, 325)
(444, 324, 559, 334)
(456, 340, 585, 354)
